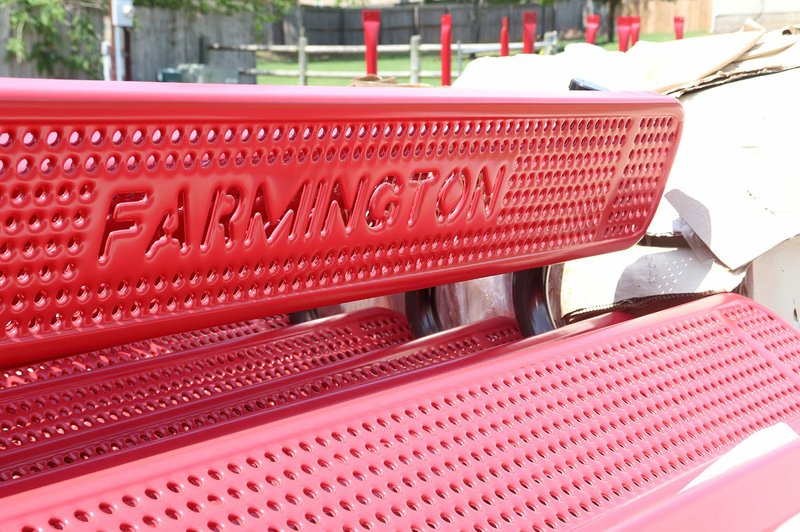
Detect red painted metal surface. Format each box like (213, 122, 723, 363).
(608, 438, 800, 531)
(4, 295, 800, 530)
(500, 16, 509, 56)
(0, 316, 520, 497)
(585, 14, 600, 45)
(674, 16, 685, 40)
(0, 79, 683, 367)
(440, 14, 452, 86)
(617, 16, 632, 52)
(362, 10, 380, 76)
(630, 15, 641, 46)
(0, 315, 288, 390)
(522, 11, 537, 54)
(0, 308, 412, 490)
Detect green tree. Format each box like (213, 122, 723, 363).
(1, 0, 291, 78)
(1, 0, 105, 77)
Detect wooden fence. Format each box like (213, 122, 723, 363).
(212, 32, 559, 85)
(8, 1, 725, 83)
(280, 2, 583, 46)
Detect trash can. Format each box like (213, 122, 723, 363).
(157, 68, 182, 82)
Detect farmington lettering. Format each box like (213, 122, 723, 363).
(99, 165, 506, 261)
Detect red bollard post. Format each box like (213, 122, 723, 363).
(585, 14, 600, 44)
(522, 12, 537, 54)
(441, 14, 452, 86)
(631, 15, 641, 46)
(362, 10, 380, 76)
(500, 16, 509, 56)
(617, 15, 631, 52)
(674, 16, 685, 39)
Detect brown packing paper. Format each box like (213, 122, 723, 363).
(625, 30, 765, 93)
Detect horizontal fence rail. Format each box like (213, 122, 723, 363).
(208, 35, 558, 55)
(209, 32, 558, 85)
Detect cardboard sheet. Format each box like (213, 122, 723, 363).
(745, 236, 800, 328)
(665, 68, 800, 269)
(455, 29, 764, 94)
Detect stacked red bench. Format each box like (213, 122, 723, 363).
(2, 79, 799, 530)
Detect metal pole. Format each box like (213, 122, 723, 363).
(298, 35, 308, 86)
(113, 23, 126, 80)
(456, 40, 463, 77)
(110, 0, 135, 80)
(410, 35, 421, 84)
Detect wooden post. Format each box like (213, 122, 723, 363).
(298, 35, 308, 86)
(410, 35, 421, 84)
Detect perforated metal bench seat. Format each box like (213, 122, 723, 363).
(0, 309, 413, 489)
(3, 294, 800, 530)
(0, 308, 634, 498)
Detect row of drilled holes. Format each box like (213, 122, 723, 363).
(621, 162, 665, 178)
(503, 183, 611, 207)
(0, 236, 83, 264)
(638, 116, 675, 130)
(2, 210, 87, 237)
(0, 234, 589, 337)
(723, 308, 800, 370)
(0, 317, 287, 390)
(0, 135, 561, 181)
(0, 181, 94, 208)
(512, 149, 623, 173)
(507, 169, 613, 190)
(1, 117, 635, 153)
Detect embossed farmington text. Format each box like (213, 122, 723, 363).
(99, 166, 506, 261)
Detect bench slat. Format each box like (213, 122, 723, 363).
(0, 80, 682, 366)
(3, 294, 800, 530)
(0, 314, 520, 496)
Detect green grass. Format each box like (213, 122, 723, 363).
(586, 30, 710, 51)
(256, 53, 445, 86)
(256, 31, 710, 87)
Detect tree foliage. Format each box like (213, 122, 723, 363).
(2, 0, 105, 77)
(1, 0, 290, 78)
(135, 0, 291, 23)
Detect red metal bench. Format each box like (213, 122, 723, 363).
(7, 79, 798, 530)
(0, 79, 680, 366)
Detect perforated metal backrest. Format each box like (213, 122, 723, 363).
(0, 79, 683, 365)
